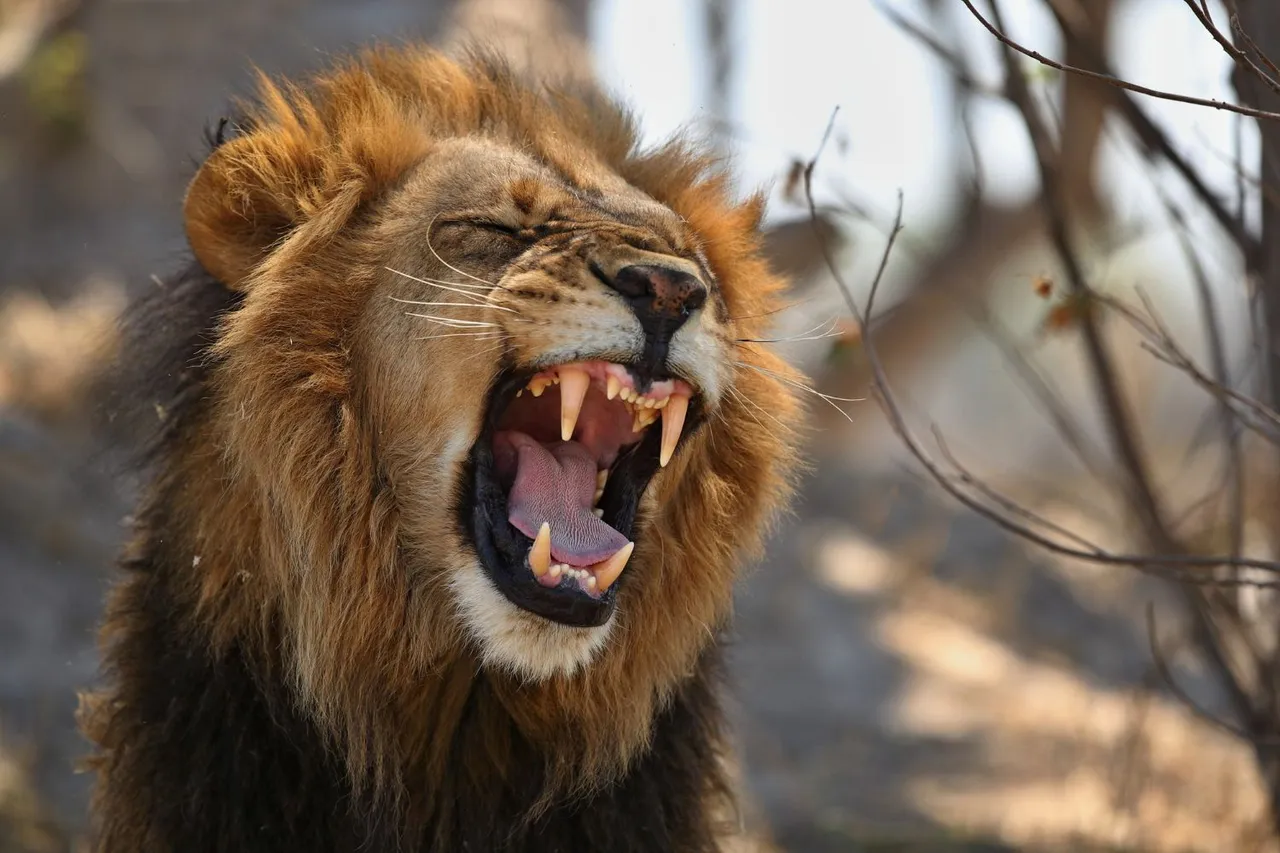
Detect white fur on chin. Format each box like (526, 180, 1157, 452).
(451, 562, 615, 680)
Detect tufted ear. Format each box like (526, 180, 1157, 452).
(183, 134, 298, 289)
(183, 66, 433, 289)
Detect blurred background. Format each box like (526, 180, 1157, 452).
(3, 0, 1280, 850)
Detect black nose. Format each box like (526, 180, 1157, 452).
(607, 263, 708, 322)
(598, 263, 709, 375)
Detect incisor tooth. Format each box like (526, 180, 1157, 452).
(659, 394, 689, 467)
(594, 541, 634, 592)
(606, 375, 621, 400)
(587, 576, 598, 591)
(529, 522, 551, 577)
(592, 508, 604, 517)
(549, 564, 562, 579)
(559, 367, 589, 441)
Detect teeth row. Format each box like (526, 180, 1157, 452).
(553, 565, 592, 583)
(523, 365, 691, 468)
(526, 522, 635, 592)
(612, 381, 670, 409)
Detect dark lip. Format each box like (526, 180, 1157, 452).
(458, 364, 703, 628)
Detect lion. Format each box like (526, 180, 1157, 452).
(81, 45, 802, 852)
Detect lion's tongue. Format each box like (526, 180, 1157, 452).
(502, 432, 628, 567)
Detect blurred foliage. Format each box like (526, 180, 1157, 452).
(21, 29, 87, 147)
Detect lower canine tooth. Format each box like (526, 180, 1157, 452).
(594, 541, 634, 592)
(529, 522, 551, 577)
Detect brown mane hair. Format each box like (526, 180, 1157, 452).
(82, 46, 801, 852)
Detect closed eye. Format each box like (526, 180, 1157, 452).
(469, 220, 524, 236)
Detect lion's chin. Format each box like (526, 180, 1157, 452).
(451, 561, 617, 679)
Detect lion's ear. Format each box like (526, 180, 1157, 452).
(183, 134, 300, 289)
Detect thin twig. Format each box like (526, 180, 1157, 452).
(958, 0, 1280, 122)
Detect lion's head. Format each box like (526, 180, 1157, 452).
(154, 46, 800, 794)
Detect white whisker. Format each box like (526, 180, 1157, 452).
(412, 332, 505, 340)
(735, 317, 844, 344)
(456, 340, 509, 366)
(385, 268, 495, 305)
(404, 312, 499, 328)
(736, 361, 859, 422)
(389, 296, 519, 314)
(724, 384, 787, 441)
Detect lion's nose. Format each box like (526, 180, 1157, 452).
(604, 264, 708, 339)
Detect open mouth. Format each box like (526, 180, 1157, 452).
(462, 360, 700, 627)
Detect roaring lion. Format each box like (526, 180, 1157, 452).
(82, 45, 801, 852)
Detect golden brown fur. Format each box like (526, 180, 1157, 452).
(83, 45, 802, 850)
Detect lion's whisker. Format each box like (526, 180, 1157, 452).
(723, 384, 786, 442)
(734, 317, 844, 344)
(403, 312, 499, 329)
(734, 360, 860, 422)
(390, 296, 519, 314)
(412, 331, 504, 341)
(455, 340, 509, 367)
(725, 296, 816, 323)
(385, 268, 498, 305)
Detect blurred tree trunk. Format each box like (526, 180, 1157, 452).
(1229, 0, 1280, 827)
(1232, 3, 1280, 420)
(0, 0, 593, 298)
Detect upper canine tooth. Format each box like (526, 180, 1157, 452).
(594, 541, 634, 592)
(606, 375, 621, 400)
(559, 366, 590, 441)
(529, 521, 551, 577)
(659, 394, 689, 467)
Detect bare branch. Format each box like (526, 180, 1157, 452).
(959, 0, 1280, 121)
